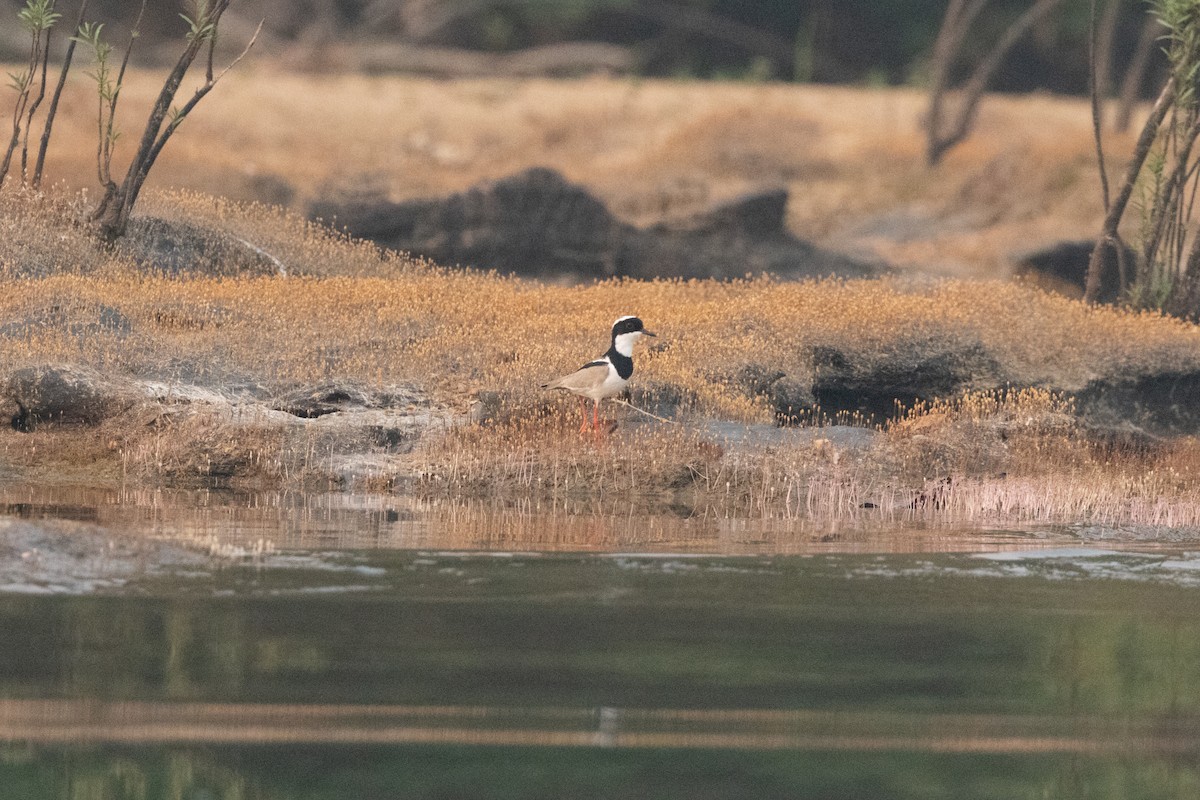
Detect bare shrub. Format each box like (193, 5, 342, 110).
(1, 0, 261, 241)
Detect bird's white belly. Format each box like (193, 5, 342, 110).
(588, 363, 627, 401)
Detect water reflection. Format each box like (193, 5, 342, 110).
(5, 699, 1200, 753)
(4, 485, 1200, 798)
(6, 744, 1197, 800)
(5, 555, 1200, 711)
(0, 482, 1100, 555)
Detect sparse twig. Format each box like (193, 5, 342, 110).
(1090, 0, 1111, 213)
(100, 0, 148, 187)
(19, 14, 52, 181)
(145, 18, 264, 177)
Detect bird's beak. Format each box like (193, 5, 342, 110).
(643, 330, 657, 337)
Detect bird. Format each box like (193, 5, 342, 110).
(541, 315, 656, 433)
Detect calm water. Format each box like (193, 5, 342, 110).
(2, 485, 1200, 798)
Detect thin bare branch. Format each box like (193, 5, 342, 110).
(0, 19, 42, 185)
(929, 0, 1067, 165)
(19, 25, 52, 181)
(1090, 0, 1111, 213)
(206, 18, 216, 84)
(98, 0, 147, 186)
(33, 0, 91, 189)
(110, 0, 147, 116)
(147, 19, 263, 177)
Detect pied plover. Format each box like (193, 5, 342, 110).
(542, 316, 656, 432)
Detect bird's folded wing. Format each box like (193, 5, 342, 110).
(544, 361, 609, 391)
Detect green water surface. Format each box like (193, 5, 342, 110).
(3, 549, 1200, 798)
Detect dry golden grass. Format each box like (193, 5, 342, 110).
(2, 189, 1200, 407)
(8, 68, 1135, 278)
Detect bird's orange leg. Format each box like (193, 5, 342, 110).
(592, 400, 600, 432)
(578, 397, 590, 434)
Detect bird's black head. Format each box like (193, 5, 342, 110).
(611, 315, 655, 339)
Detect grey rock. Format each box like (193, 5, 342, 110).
(625, 383, 696, 421)
(781, 332, 1200, 437)
(272, 384, 372, 418)
(312, 167, 624, 278)
(270, 381, 426, 418)
(809, 340, 1005, 423)
(309, 167, 878, 281)
(3, 364, 141, 430)
(1075, 371, 1200, 438)
(645, 188, 875, 280)
(723, 363, 814, 423)
(118, 216, 282, 277)
(1013, 239, 1129, 303)
(664, 188, 790, 237)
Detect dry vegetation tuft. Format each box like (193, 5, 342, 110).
(417, 388, 1200, 529)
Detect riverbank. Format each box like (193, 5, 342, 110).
(1, 190, 1199, 529)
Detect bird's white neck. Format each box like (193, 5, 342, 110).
(613, 331, 640, 357)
